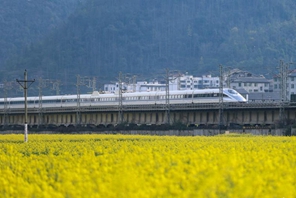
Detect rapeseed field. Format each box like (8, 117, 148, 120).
(0, 134, 295, 197)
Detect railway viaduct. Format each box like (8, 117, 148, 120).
(1, 102, 295, 131)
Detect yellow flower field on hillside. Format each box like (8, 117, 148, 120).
(0, 134, 295, 197)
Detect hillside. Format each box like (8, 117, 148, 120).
(1, 0, 296, 94)
(0, 0, 84, 76)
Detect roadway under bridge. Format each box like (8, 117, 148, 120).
(1, 102, 296, 131)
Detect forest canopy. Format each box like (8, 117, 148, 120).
(1, 0, 295, 94)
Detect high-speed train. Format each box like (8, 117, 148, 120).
(0, 88, 246, 109)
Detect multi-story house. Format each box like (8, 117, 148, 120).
(230, 76, 272, 93)
(170, 73, 219, 90)
(273, 69, 296, 101)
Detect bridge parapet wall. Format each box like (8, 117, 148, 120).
(0, 129, 286, 136)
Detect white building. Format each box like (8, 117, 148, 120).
(103, 70, 275, 95)
(104, 72, 220, 93)
(170, 73, 219, 90)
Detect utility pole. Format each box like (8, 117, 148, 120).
(52, 80, 61, 95)
(219, 65, 225, 133)
(164, 69, 181, 125)
(38, 78, 61, 127)
(16, 70, 35, 142)
(132, 75, 136, 92)
(165, 68, 170, 125)
(76, 75, 82, 126)
(76, 75, 97, 126)
(91, 77, 96, 92)
(2, 81, 13, 129)
(118, 72, 123, 124)
(279, 60, 291, 126)
(38, 78, 49, 127)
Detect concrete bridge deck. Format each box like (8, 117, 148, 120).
(1, 102, 295, 130)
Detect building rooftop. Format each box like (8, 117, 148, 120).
(231, 77, 271, 83)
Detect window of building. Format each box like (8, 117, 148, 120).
(291, 77, 294, 81)
(264, 83, 268, 87)
(249, 83, 252, 86)
(255, 83, 258, 87)
(274, 84, 278, 89)
(254, 89, 258, 92)
(292, 84, 294, 89)
(244, 83, 247, 86)
(238, 83, 241, 87)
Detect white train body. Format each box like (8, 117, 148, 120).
(0, 88, 246, 109)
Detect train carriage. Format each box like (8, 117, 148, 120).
(0, 88, 246, 109)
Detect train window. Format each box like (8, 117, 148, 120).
(228, 89, 237, 94)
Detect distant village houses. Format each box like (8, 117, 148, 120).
(103, 68, 285, 103)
